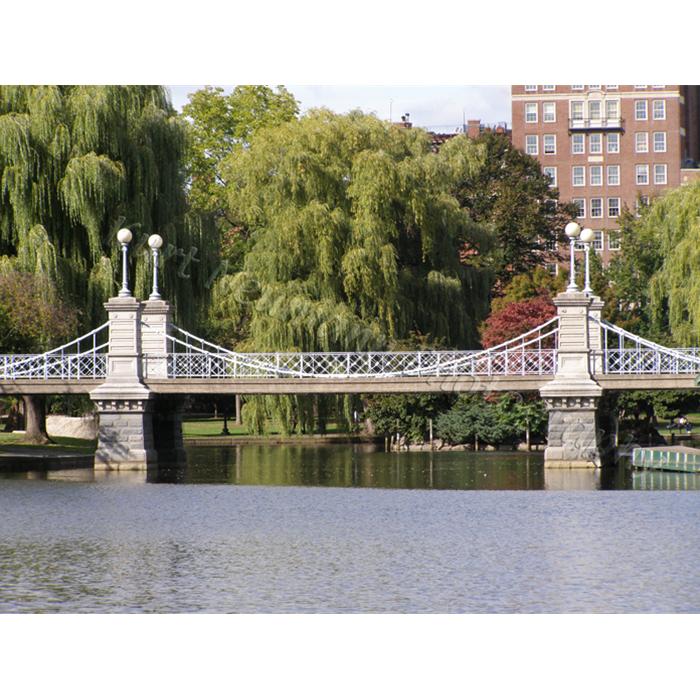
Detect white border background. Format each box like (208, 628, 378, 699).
(2, 1, 699, 697)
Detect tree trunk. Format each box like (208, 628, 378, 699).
(234, 394, 242, 426)
(2, 399, 22, 432)
(23, 395, 51, 445)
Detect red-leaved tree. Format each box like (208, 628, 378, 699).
(480, 294, 556, 348)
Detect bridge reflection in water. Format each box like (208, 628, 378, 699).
(130, 445, 700, 491)
(4, 445, 699, 491)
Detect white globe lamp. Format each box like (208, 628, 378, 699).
(117, 228, 133, 297)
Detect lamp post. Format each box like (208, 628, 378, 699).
(564, 221, 581, 292)
(117, 228, 133, 297)
(579, 227, 594, 296)
(148, 234, 164, 300)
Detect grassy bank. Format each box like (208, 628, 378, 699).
(0, 432, 96, 453)
(182, 418, 350, 439)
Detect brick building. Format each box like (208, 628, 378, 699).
(393, 116, 511, 151)
(511, 85, 700, 265)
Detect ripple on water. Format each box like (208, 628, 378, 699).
(0, 470, 698, 613)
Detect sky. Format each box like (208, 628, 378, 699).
(167, 85, 512, 132)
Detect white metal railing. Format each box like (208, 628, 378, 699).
(6, 312, 700, 383)
(0, 323, 109, 380)
(162, 319, 559, 379)
(590, 317, 700, 375)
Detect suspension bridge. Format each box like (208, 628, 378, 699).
(2, 311, 699, 394)
(1, 231, 699, 469)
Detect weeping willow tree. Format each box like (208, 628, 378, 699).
(606, 181, 700, 345)
(0, 86, 217, 443)
(0, 85, 217, 330)
(639, 181, 700, 345)
(210, 109, 495, 433)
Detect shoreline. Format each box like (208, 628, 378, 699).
(0, 446, 94, 471)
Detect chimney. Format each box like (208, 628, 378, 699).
(467, 119, 481, 139)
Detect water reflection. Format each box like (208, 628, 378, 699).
(2, 444, 699, 491)
(632, 470, 700, 491)
(150, 445, 549, 490)
(1, 446, 699, 613)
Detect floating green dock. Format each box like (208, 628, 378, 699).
(632, 446, 700, 473)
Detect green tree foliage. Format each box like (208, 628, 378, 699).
(450, 132, 577, 283)
(490, 267, 565, 313)
(638, 182, 700, 345)
(498, 392, 548, 446)
(597, 192, 700, 433)
(183, 85, 299, 223)
(0, 269, 80, 443)
(0, 270, 78, 352)
(215, 110, 493, 351)
(0, 85, 216, 330)
(363, 394, 451, 444)
(210, 111, 495, 433)
(604, 209, 665, 337)
(434, 393, 542, 447)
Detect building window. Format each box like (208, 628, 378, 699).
(573, 198, 586, 218)
(593, 231, 604, 250)
(588, 85, 601, 90)
(588, 101, 602, 120)
(654, 163, 667, 184)
(570, 101, 584, 120)
(634, 85, 648, 89)
(571, 85, 584, 90)
(652, 85, 666, 89)
(572, 166, 585, 186)
(607, 133, 620, 153)
(608, 231, 621, 251)
(608, 198, 620, 217)
(543, 166, 557, 187)
(589, 133, 602, 154)
(525, 135, 538, 155)
(590, 198, 603, 217)
(543, 134, 556, 154)
(653, 132, 667, 152)
(545, 238, 558, 253)
(524, 85, 537, 92)
(605, 100, 619, 119)
(607, 165, 620, 185)
(636, 195, 650, 215)
(606, 85, 619, 90)
(545, 263, 558, 275)
(590, 165, 603, 186)
(635, 132, 648, 153)
(635, 100, 648, 120)
(653, 100, 666, 120)
(572, 134, 585, 154)
(543, 102, 556, 122)
(542, 85, 555, 91)
(636, 164, 649, 185)
(525, 103, 537, 123)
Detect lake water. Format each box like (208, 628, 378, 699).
(0, 445, 698, 613)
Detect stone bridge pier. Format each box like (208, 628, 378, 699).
(540, 291, 605, 468)
(90, 295, 184, 470)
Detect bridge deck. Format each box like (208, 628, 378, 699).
(1, 374, 698, 395)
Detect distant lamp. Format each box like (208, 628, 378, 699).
(564, 222, 581, 292)
(148, 234, 164, 300)
(117, 228, 133, 297)
(579, 228, 595, 296)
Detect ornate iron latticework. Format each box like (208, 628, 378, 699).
(161, 319, 559, 379)
(590, 317, 700, 375)
(5, 314, 700, 383)
(0, 323, 109, 380)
